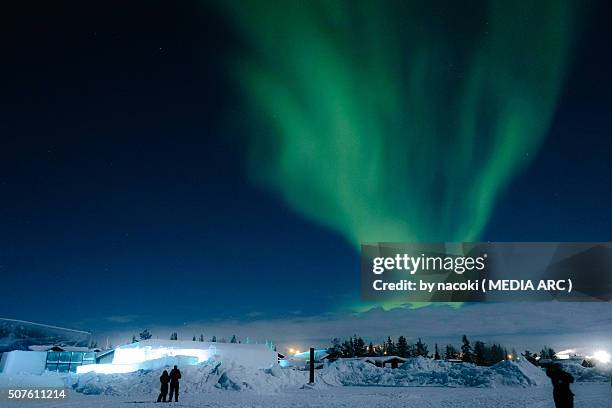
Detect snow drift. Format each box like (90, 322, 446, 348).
(69, 357, 554, 396)
(558, 360, 612, 383)
(73, 360, 311, 395)
(319, 358, 547, 388)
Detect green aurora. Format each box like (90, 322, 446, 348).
(223, 0, 579, 247)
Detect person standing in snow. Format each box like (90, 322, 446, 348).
(546, 363, 574, 408)
(157, 370, 170, 402)
(169, 365, 182, 402)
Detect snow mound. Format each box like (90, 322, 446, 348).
(73, 359, 311, 396)
(399, 358, 494, 387)
(319, 360, 401, 387)
(69, 357, 553, 397)
(319, 358, 545, 388)
(558, 360, 612, 383)
(491, 359, 548, 386)
(320, 358, 494, 388)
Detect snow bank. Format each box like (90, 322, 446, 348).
(319, 358, 544, 388)
(0, 372, 72, 388)
(66, 357, 560, 397)
(557, 360, 612, 383)
(319, 360, 404, 387)
(490, 359, 548, 386)
(73, 359, 310, 396)
(399, 357, 494, 387)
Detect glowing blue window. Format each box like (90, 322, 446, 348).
(70, 352, 83, 363)
(46, 352, 59, 363)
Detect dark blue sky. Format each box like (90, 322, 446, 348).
(1, 1, 611, 334)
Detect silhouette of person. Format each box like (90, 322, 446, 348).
(169, 365, 182, 402)
(157, 370, 170, 402)
(546, 363, 575, 408)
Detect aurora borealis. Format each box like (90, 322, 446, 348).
(225, 0, 579, 245)
(4, 0, 612, 341)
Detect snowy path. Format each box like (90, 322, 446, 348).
(7, 383, 610, 408)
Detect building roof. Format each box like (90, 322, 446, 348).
(28, 345, 96, 352)
(95, 349, 115, 359)
(363, 355, 407, 363)
(0, 318, 91, 352)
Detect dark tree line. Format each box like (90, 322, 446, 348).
(327, 334, 519, 366)
(327, 335, 432, 359)
(453, 335, 509, 366)
(522, 347, 557, 366)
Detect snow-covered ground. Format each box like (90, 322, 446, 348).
(1, 358, 610, 407)
(2, 383, 610, 407)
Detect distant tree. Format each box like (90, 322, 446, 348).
(211, 335, 217, 342)
(354, 336, 366, 357)
(396, 336, 408, 357)
(415, 338, 429, 358)
(230, 335, 237, 344)
(461, 335, 473, 363)
(473, 341, 487, 366)
(434, 344, 441, 360)
(341, 338, 354, 357)
(192, 336, 196, 341)
(170, 332, 178, 340)
(328, 338, 343, 359)
(445, 344, 458, 360)
(487, 344, 505, 365)
(540, 347, 556, 360)
(245, 337, 251, 344)
(199, 334, 205, 342)
(139, 329, 152, 340)
(131, 335, 138, 343)
(407, 343, 417, 357)
(385, 336, 395, 355)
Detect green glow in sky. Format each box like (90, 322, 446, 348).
(224, 0, 577, 246)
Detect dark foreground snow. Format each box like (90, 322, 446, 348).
(2, 383, 610, 408)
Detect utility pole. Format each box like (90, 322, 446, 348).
(309, 347, 315, 384)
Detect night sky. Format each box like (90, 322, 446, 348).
(1, 0, 611, 342)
